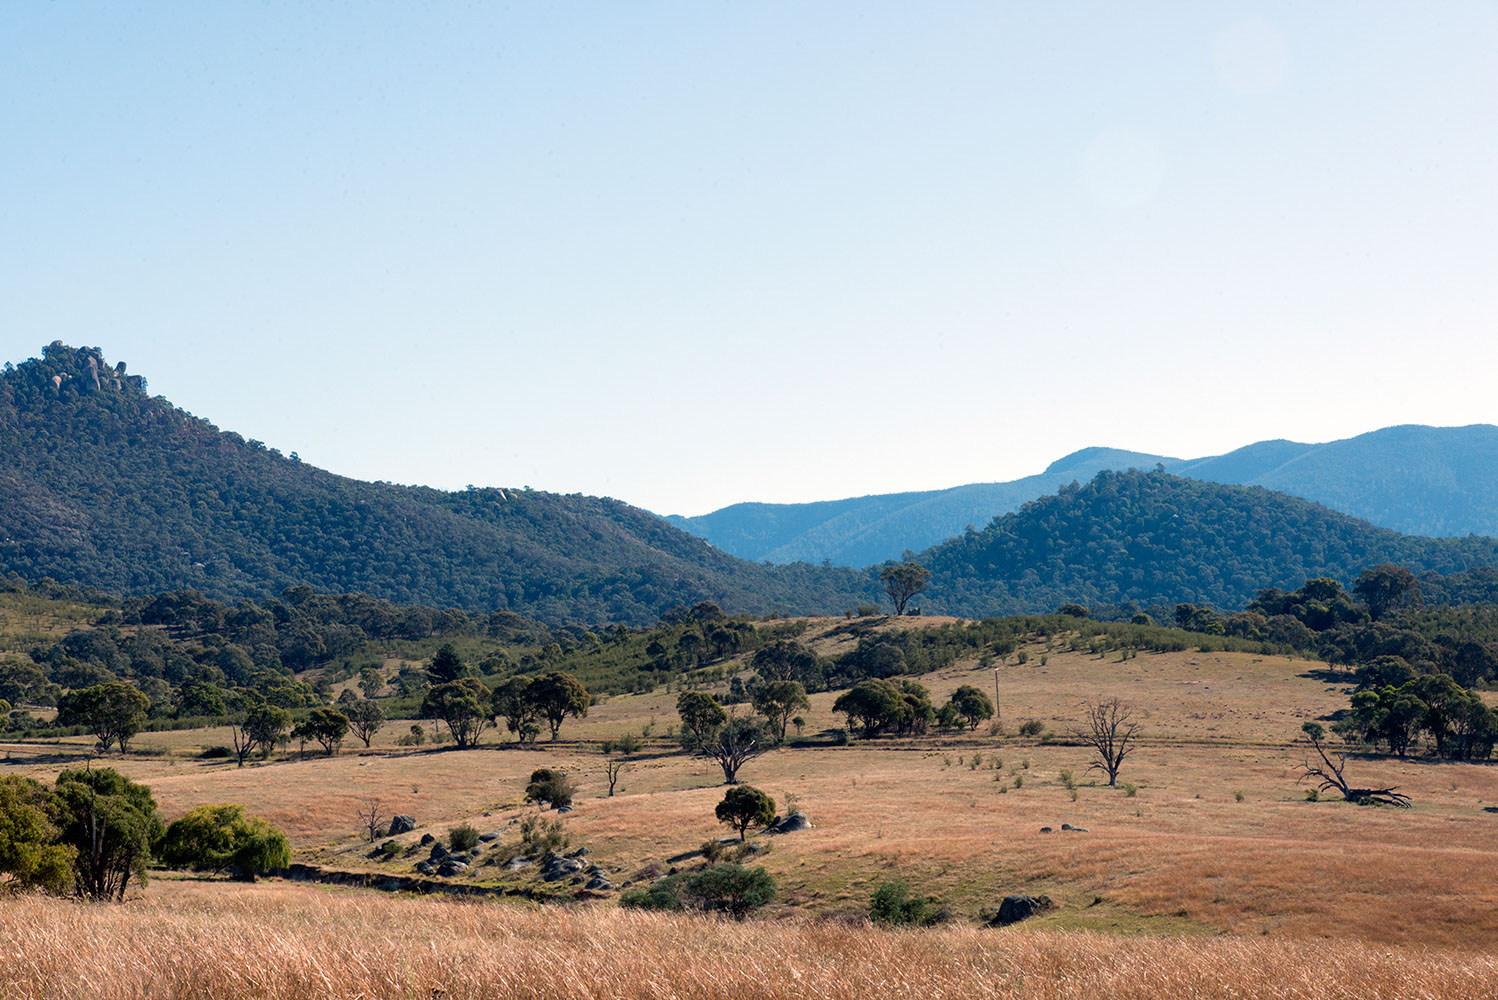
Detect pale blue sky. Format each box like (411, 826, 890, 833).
(4, 3, 1495, 515)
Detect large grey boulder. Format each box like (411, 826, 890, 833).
(773, 812, 812, 833)
(388, 815, 417, 836)
(993, 894, 1055, 926)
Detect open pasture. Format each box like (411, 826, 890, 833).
(6, 625, 1496, 959)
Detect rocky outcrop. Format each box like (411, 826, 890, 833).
(987, 894, 1055, 926)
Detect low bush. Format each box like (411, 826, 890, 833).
(869, 879, 935, 926)
(448, 824, 480, 852)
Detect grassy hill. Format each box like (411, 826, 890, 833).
(0, 343, 874, 624)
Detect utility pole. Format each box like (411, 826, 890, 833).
(993, 665, 1002, 728)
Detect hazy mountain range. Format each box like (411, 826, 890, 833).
(4, 343, 1495, 623)
(665, 425, 1498, 567)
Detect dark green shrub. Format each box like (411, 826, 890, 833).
(619, 874, 686, 911)
(869, 879, 934, 926)
(448, 823, 480, 852)
(199, 746, 232, 759)
(378, 839, 402, 858)
(158, 803, 289, 882)
(525, 768, 576, 810)
(1017, 718, 1046, 738)
(682, 863, 776, 918)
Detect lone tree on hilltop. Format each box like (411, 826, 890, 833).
(715, 785, 776, 842)
(1297, 721, 1411, 807)
(1075, 697, 1139, 787)
(880, 562, 931, 616)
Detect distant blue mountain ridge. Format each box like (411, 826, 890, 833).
(663, 425, 1498, 568)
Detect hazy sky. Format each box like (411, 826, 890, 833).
(4, 3, 1495, 515)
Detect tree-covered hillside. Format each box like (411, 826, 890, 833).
(668, 426, 1498, 567)
(0, 343, 875, 623)
(917, 470, 1498, 617)
(664, 448, 1171, 567)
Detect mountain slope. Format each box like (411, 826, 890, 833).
(918, 469, 1498, 617)
(1204, 424, 1498, 537)
(669, 426, 1498, 566)
(666, 448, 1175, 568)
(0, 343, 874, 623)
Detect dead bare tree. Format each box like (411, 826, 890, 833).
(604, 758, 628, 796)
(1297, 722, 1410, 807)
(1074, 697, 1140, 787)
(355, 797, 386, 842)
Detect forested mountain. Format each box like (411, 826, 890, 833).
(916, 470, 1498, 618)
(1173, 424, 1498, 538)
(0, 343, 875, 624)
(664, 448, 1170, 568)
(667, 426, 1498, 566)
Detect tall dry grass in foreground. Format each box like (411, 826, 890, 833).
(2, 882, 1495, 1000)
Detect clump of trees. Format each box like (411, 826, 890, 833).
(2, 770, 291, 898)
(832, 678, 934, 738)
(158, 804, 291, 880)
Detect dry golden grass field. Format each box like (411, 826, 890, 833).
(5, 616, 1498, 998)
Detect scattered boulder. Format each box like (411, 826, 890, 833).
(1040, 827, 1053, 834)
(557, 805, 574, 815)
(388, 815, 417, 836)
(478, 832, 501, 843)
(420, 833, 435, 846)
(1060, 824, 1089, 833)
(504, 857, 533, 872)
(990, 894, 1055, 926)
(413, 861, 435, 876)
(438, 861, 470, 877)
(768, 812, 812, 834)
(542, 856, 589, 882)
(584, 874, 614, 891)
(429, 844, 449, 860)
